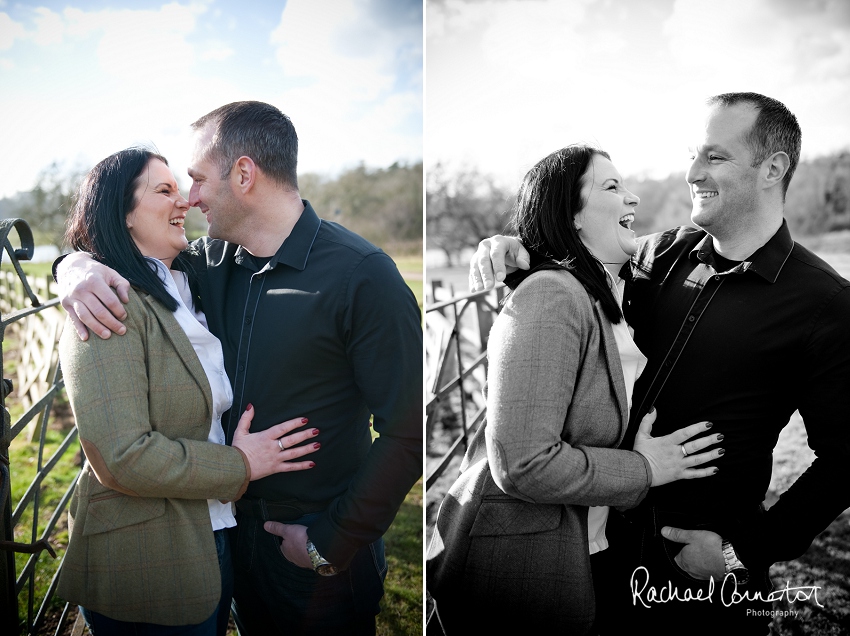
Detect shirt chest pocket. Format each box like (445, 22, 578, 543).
(255, 288, 342, 361)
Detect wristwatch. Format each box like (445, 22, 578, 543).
(306, 539, 339, 576)
(721, 539, 749, 585)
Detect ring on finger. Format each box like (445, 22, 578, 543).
(278, 438, 285, 452)
(681, 444, 688, 457)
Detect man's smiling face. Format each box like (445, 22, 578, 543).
(686, 103, 762, 236)
(187, 124, 239, 241)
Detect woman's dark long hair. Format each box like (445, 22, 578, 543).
(65, 147, 195, 312)
(504, 144, 622, 324)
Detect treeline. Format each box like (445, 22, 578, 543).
(0, 161, 423, 256)
(426, 151, 850, 262)
(300, 162, 422, 254)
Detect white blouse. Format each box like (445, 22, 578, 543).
(149, 259, 237, 531)
(587, 274, 647, 555)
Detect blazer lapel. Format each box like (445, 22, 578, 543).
(142, 294, 214, 419)
(593, 300, 629, 444)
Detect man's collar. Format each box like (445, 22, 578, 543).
(690, 219, 793, 283)
(233, 200, 321, 272)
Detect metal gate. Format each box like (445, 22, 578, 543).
(1, 218, 82, 635)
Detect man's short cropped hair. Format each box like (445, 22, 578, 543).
(707, 92, 801, 199)
(192, 101, 298, 190)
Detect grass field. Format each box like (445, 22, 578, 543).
(394, 256, 423, 315)
(2, 258, 424, 635)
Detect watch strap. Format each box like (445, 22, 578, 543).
(306, 539, 339, 576)
(721, 539, 749, 585)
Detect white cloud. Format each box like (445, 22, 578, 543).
(199, 43, 234, 61)
(0, 58, 12, 70)
(0, 12, 26, 50)
(477, 0, 619, 83)
(267, 0, 421, 169)
(427, 0, 850, 185)
(660, 0, 850, 163)
(271, 0, 419, 104)
(31, 7, 64, 46)
(70, 3, 206, 80)
(0, 1, 421, 198)
(663, 0, 850, 85)
(0, 3, 220, 197)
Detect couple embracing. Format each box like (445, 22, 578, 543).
(427, 92, 850, 635)
(55, 101, 422, 636)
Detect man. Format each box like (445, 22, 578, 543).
(469, 93, 850, 634)
(58, 101, 422, 635)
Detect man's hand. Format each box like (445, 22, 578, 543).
(264, 522, 313, 569)
(469, 235, 530, 292)
(57, 252, 131, 340)
(661, 526, 725, 580)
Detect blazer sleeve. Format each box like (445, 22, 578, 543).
(486, 270, 650, 507)
(59, 292, 249, 502)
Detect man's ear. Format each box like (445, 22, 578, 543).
(763, 151, 790, 192)
(232, 156, 257, 193)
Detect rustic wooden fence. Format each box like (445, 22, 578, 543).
(1, 218, 84, 635)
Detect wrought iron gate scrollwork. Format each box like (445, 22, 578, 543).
(1, 218, 81, 635)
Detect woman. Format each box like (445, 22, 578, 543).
(57, 148, 319, 636)
(427, 145, 724, 633)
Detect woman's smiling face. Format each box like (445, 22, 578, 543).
(575, 154, 640, 266)
(125, 158, 190, 268)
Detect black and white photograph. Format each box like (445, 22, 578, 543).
(425, 1, 850, 635)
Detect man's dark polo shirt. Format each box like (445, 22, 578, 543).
(186, 201, 422, 567)
(622, 221, 850, 570)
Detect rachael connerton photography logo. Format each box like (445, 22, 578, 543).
(629, 566, 824, 610)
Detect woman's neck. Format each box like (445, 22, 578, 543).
(602, 262, 623, 279)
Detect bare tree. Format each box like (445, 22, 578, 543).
(13, 162, 86, 249)
(426, 164, 512, 265)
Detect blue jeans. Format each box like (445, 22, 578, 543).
(214, 527, 234, 636)
(80, 528, 232, 636)
(229, 512, 387, 636)
(80, 607, 216, 636)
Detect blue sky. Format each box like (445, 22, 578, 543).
(427, 0, 850, 188)
(0, 0, 423, 198)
